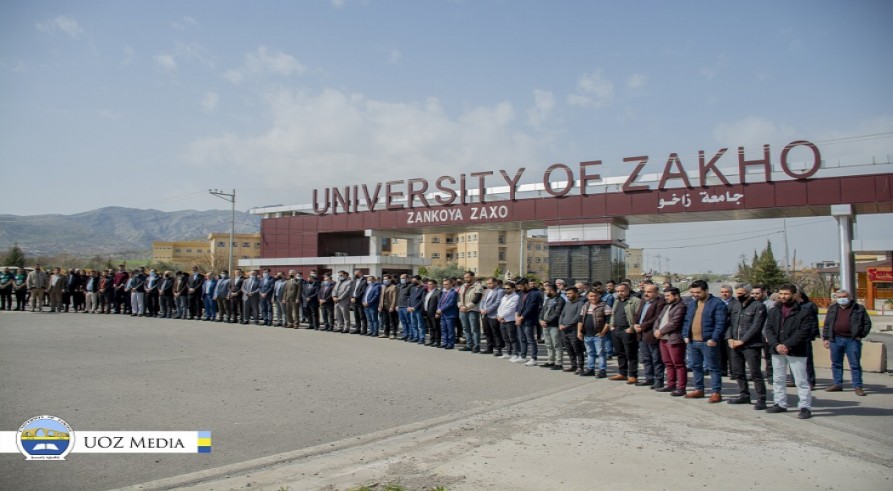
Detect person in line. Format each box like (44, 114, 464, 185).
(726, 284, 768, 409)
(437, 278, 460, 349)
(822, 289, 872, 396)
(634, 284, 666, 389)
(498, 281, 519, 359)
(559, 286, 585, 374)
(480, 277, 505, 356)
(681, 280, 728, 403)
(765, 284, 816, 419)
(607, 283, 642, 384)
(654, 287, 688, 396)
(539, 283, 566, 369)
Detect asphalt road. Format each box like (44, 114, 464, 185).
(0, 310, 588, 491)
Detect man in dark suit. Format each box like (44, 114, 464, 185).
(63, 268, 83, 312)
(302, 274, 321, 330)
(423, 279, 442, 347)
(229, 269, 245, 323)
(350, 270, 367, 334)
(186, 265, 205, 320)
(158, 271, 175, 319)
(259, 269, 275, 326)
(318, 274, 335, 331)
(634, 283, 667, 389)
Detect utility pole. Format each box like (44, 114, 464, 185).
(209, 189, 236, 275)
(783, 219, 791, 274)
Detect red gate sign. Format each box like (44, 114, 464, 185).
(866, 267, 893, 282)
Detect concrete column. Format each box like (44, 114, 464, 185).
(366, 230, 382, 256)
(831, 205, 856, 298)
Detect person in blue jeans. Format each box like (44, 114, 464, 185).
(437, 278, 460, 349)
(362, 275, 383, 337)
(681, 280, 728, 403)
(514, 278, 543, 366)
(579, 289, 609, 377)
(822, 289, 872, 396)
(408, 275, 427, 344)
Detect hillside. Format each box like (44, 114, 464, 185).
(0, 206, 261, 257)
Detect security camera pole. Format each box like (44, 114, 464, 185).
(209, 189, 236, 275)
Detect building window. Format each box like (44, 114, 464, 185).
(175, 249, 182, 253)
(231, 241, 237, 247)
(432, 252, 440, 259)
(459, 236, 465, 243)
(432, 237, 440, 244)
(459, 252, 465, 258)
(498, 251, 506, 261)
(472, 251, 478, 258)
(536, 257, 541, 263)
(446, 253, 453, 260)
(242, 242, 250, 248)
(186, 249, 192, 253)
(498, 235, 505, 244)
(527, 243, 532, 250)
(535, 244, 542, 250)
(218, 241, 226, 247)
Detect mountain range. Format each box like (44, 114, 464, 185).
(0, 206, 261, 257)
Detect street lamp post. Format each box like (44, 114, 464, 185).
(209, 189, 236, 275)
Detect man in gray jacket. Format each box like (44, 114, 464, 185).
(479, 277, 505, 355)
(332, 270, 353, 333)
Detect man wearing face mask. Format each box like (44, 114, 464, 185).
(272, 272, 286, 327)
(395, 273, 414, 341)
(350, 270, 368, 334)
(408, 275, 427, 344)
(242, 270, 261, 325)
(229, 269, 244, 324)
(822, 289, 872, 396)
(258, 269, 275, 326)
(145, 269, 160, 317)
(726, 284, 768, 409)
(215, 270, 231, 322)
(302, 273, 321, 330)
(186, 266, 205, 320)
(379, 275, 398, 338)
(283, 271, 301, 328)
(159, 271, 174, 319)
(332, 270, 352, 333)
(318, 274, 335, 331)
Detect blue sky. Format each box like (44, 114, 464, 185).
(1, 0, 891, 272)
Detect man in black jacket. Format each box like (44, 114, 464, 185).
(350, 270, 368, 334)
(764, 284, 816, 419)
(822, 289, 872, 396)
(186, 266, 205, 320)
(423, 279, 442, 347)
(727, 284, 768, 409)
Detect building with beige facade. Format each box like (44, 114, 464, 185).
(626, 248, 644, 279)
(389, 230, 549, 280)
(152, 232, 261, 271)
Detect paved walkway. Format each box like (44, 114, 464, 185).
(1, 310, 891, 491)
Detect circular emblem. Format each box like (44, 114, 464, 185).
(16, 415, 74, 460)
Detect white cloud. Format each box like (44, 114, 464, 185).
(388, 48, 401, 65)
(154, 53, 177, 71)
(170, 16, 197, 31)
(201, 91, 219, 111)
(527, 89, 555, 126)
(329, 0, 346, 7)
(175, 41, 215, 68)
(712, 116, 797, 149)
(567, 71, 614, 108)
(36, 15, 83, 38)
(183, 88, 544, 191)
(699, 54, 728, 80)
(225, 47, 306, 84)
(122, 46, 135, 65)
(626, 73, 646, 90)
(97, 109, 123, 120)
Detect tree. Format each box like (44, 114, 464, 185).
(751, 241, 788, 290)
(3, 243, 26, 267)
(735, 253, 753, 284)
(424, 262, 467, 281)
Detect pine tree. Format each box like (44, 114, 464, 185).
(4, 243, 26, 268)
(752, 241, 788, 290)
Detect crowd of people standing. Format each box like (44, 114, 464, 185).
(3, 264, 873, 420)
